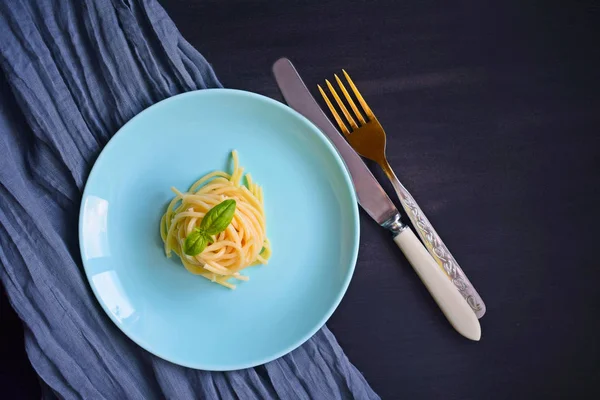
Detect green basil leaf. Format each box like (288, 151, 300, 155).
(200, 199, 236, 235)
(183, 229, 208, 256)
(202, 231, 214, 245)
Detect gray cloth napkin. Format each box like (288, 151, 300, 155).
(0, 0, 379, 399)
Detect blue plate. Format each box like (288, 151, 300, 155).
(79, 89, 359, 370)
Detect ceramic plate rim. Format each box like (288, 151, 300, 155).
(78, 88, 360, 370)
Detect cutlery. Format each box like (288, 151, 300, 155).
(273, 58, 481, 341)
(318, 70, 486, 318)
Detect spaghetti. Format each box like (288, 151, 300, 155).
(160, 151, 271, 288)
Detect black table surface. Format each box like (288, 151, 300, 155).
(2, 0, 599, 398)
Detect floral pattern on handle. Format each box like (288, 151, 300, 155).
(392, 178, 486, 318)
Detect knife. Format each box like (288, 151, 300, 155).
(273, 58, 481, 341)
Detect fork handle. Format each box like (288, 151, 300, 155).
(394, 227, 481, 340)
(381, 160, 486, 318)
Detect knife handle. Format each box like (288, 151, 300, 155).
(394, 227, 481, 341)
(381, 160, 486, 318)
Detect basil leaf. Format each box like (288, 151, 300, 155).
(202, 231, 214, 245)
(183, 229, 208, 256)
(200, 199, 236, 235)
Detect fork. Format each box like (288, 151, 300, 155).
(319, 71, 486, 318)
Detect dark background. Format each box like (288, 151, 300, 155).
(2, 0, 599, 398)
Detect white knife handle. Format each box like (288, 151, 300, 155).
(381, 161, 485, 318)
(394, 228, 481, 341)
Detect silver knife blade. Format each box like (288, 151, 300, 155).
(272, 58, 398, 225)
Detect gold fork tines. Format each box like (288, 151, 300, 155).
(326, 79, 358, 129)
(317, 85, 349, 135)
(319, 71, 373, 131)
(318, 71, 387, 162)
(334, 74, 366, 125)
(341, 70, 373, 117)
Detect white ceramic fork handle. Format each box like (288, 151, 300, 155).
(394, 227, 481, 341)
